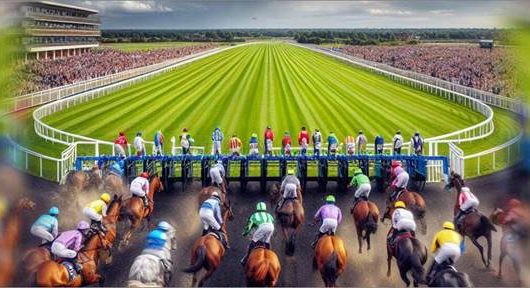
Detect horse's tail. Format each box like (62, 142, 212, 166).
(252, 259, 273, 286)
(409, 247, 425, 285)
(365, 212, 378, 235)
(409, 204, 425, 220)
(323, 252, 338, 286)
(277, 211, 293, 228)
(182, 245, 206, 273)
(480, 215, 497, 232)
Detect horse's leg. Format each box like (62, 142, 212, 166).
(366, 230, 372, 251)
(399, 266, 411, 287)
(470, 236, 487, 268)
(191, 272, 198, 287)
(486, 231, 492, 268)
(356, 225, 363, 254)
(387, 249, 392, 277)
(198, 268, 215, 287)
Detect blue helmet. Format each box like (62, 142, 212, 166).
(145, 230, 167, 249)
(49, 206, 59, 216)
(156, 221, 171, 232)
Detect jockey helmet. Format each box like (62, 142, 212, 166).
(183, 128, 188, 132)
(141, 172, 149, 179)
(49, 206, 60, 216)
(442, 221, 455, 230)
(354, 168, 363, 175)
(358, 130, 363, 134)
(394, 201, 406, 208)
(325, 195, 336, 203)
(396, 130, 401, 134)
(287, 169, 295, 175)
(256, 202, 267, 211)
(415, 131, 420, 136)
(391, 160, 401, 168)
(100, 193, 111, 203)
(460, 187, 471, 194)
(508, 198, 521, 208)
(77, 220, 90, 231)
(251, 133, 257, 138)
(156, 221, 171, 232)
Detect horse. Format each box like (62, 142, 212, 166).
(198, 185, 227, 208)
(128, 223, 178, 287)
(269, 183, 303, 208)
(269, 183, 304, 256)
(428, 264, 473, 287)
(447, 172, 496, 268)
(350, 200, 379, 253)
(120, 174, 164, 248)
(34, 231, 112, 287)
(386, 231, 427, 287)
(0, 198, 35, 286)
(245, 246, 281, 287)
(382, 189, 427, 235)
(313, 235, 347, 287)
(182, 202, 234, 287)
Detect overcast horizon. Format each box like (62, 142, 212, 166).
(44, 1, 528, 30)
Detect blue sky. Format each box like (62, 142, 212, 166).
(61, 1, 528, 29)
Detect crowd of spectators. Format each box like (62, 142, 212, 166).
(15, 43, 218, 95)
(339, 45, 517, 96)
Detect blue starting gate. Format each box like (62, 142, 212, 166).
(76, 154, 448, 193)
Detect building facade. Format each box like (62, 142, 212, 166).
(20, 1, 100, 60)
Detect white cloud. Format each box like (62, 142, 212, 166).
(82, 1, 173, 13)
(429, 9, 454, 16)
(368, 8, 413, 16)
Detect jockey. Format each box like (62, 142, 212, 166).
(392, 130, 403, 155)
(229, 134, 242, 156)
(114, 131, 128, 157)
(356, 130, 367, 154)
(277, 169, 301, 210)
(312, 195, 342, 247)
(348, 168, 371, 208)
(209, 160, 226, 189)
(131, 172, 150, 208)
(282, 131, 292, 156)
(411, 131, 424, 156)
(109, 160, 124, 177)
(134, 132, 146, 156)
(180, 128, 194, 155)
(83, 193, 111, 233)
(143, 221, 173, 273)
(374, 135, 384, 154)
(427, 221, 463, 283)
(327, 132, 339, 156)
(264, 126, 274, 156)
(390, 161, 409, 202)
(388, 201, 417, 246)
(199, 192, 229, 248)
(30, 206, 59, 244)
(249, 133, 259, 156)
(312, 128, 322, 156)
(240, 202, 275, 266)
(345, 135, 355, 155)
(154, 130, 165, 156)
(298, 127, 310, 155)
(454, 187, 479, 229)
(50, 220, 91, 273)
(211, 127, 224, 155)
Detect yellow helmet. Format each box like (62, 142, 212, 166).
(394, 201, 406, 208)
(0, 197, 7, 219)
(287, 169, 295, 175)
(100, 193, 111, 203)
(442, 221, 455, 230)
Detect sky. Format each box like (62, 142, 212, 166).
(29, 1, 530, 29)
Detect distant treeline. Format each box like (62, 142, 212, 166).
(101, 29, 509, 45)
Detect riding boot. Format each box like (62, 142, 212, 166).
(240, 241, 257, 266)
(352, 197, 360, 210)
(311, 232, 324, 248)
(217, 229, 230, 249)
(97, 221, 107, 233)
(143, 196, 149, 208)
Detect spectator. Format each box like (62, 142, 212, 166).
(134, 132, 146, 156)
(114, 131, 128, 157)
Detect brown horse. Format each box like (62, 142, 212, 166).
(382, 190, 427, 234)
(198, 186, 226, 208)
(351, 200, 379, 253)
(34, 232, 112, 286)
(447, 172, 496, 268)
(245, 247, 281, 287)
(313, 235, 347, 287)
(120, 174, 164, 248)
(182, 203, 234, 287)
(0, 198, 35, 286)
(386, 230, 427, 287)
(269, 183, 304, 256)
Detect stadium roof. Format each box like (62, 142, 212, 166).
(30, 1, 99, 14)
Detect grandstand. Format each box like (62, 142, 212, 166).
(19, 1, 100, 61)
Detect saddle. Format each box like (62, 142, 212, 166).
(252, 241, 270, 251)
(56, 260, 79, 281)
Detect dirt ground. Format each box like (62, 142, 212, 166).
(9, 167, 529, 287)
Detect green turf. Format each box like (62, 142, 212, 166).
(101, 41, 216, 52)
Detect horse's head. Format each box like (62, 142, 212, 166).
(269, 183, 281, 205)
(445, 171, 464, 192)
(150, 173, 164, 193)
(489, 207, 505, 225)
(104, 194, 122, 224)
(223, 200, 234, 222)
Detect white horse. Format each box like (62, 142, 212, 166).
(128, 223, 177, 287)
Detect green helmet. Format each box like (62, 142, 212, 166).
(251, 133, 257, 138)
(256, 202, 267, 211)
(354, 168, 363, 175)
(325, 195, 336, 203)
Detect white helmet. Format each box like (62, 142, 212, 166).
(461, 187, 471, 193)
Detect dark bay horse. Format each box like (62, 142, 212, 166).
(447, 172, 496, 268)
(382, 190, 427, 234)
(120, 174, 164, 248)
(386, 231, 427, 287)
(182, 203, 234, 287)
(351, 200, 379, 253)
(269, 183, 304, 256)
(429, 264, 472, 287)
(313, 235, 347, 287)
(245, 247, 281, 287)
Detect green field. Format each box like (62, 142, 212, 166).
(101, 41, 214, 52)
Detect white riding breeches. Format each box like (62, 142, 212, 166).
(252, 222, 275, 243)
(460, 198, 479, 212)
(212, 141, 222, 154)
(83, 207, 102, 222)
(210, 167, 223, 185)
(131, 186, 146, 197)
(283, 183, 297, 199)
(31, 225, 55, 243)
(394, 172, 410, 189)
(319, 218, 338, 234)
(51, 242, 77, 259)
(199, 208, 221, 230)
(434, 243, 461, 264)
(395, 218, 416, 232)
(355, 183, 371, 199)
